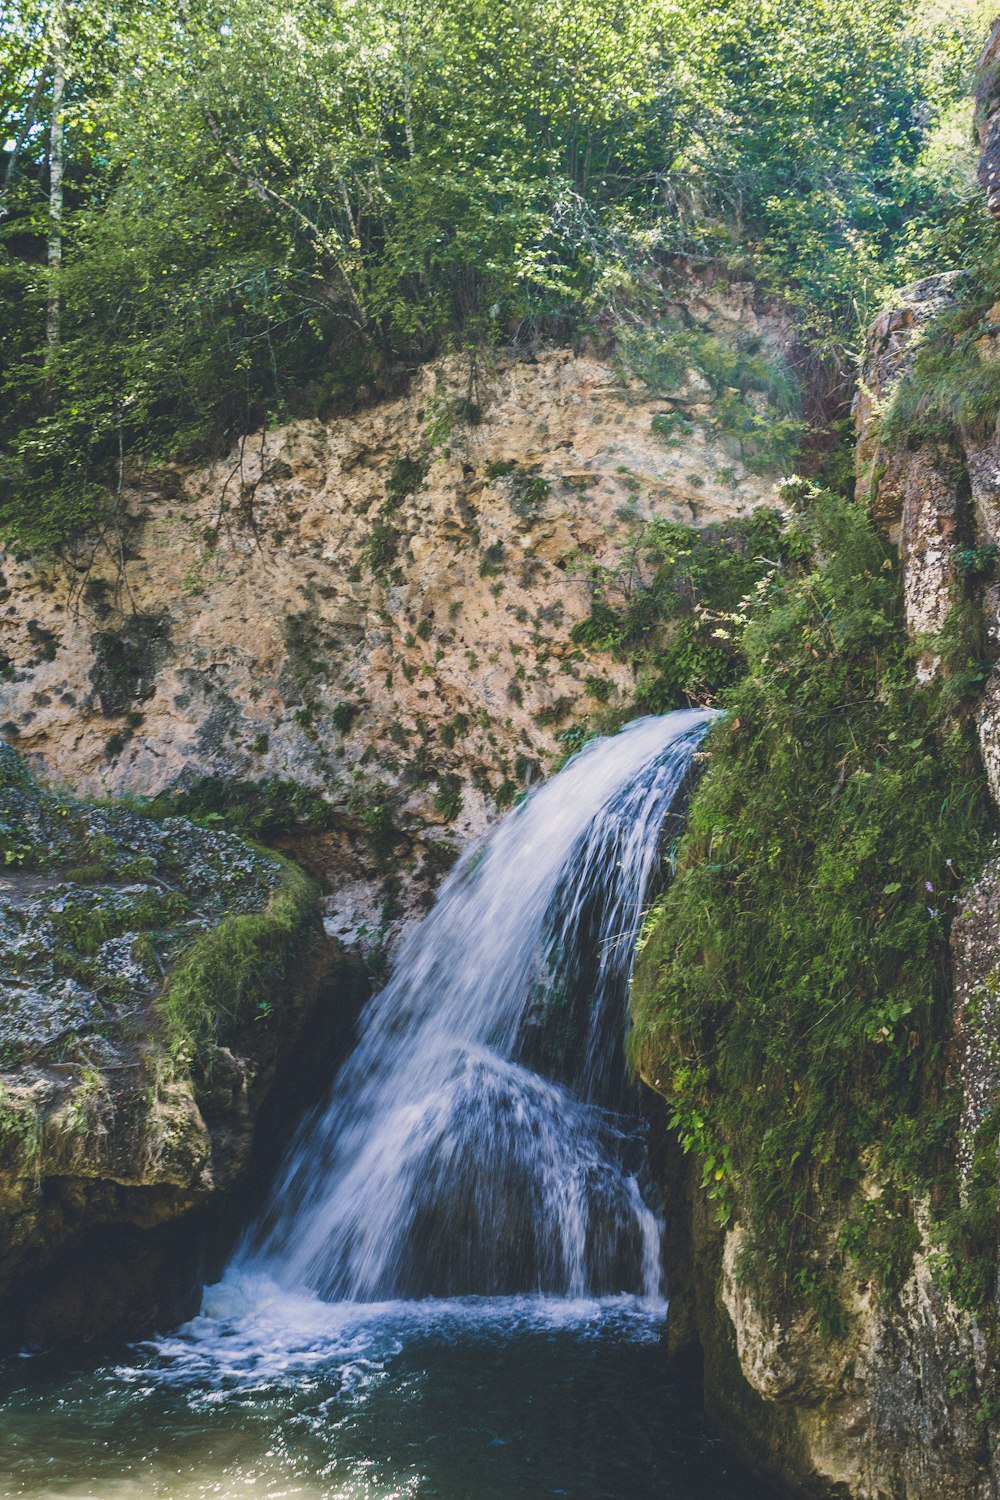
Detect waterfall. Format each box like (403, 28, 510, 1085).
(241, 709, 712, 1304)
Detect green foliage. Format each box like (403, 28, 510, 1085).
(355, 796, 395, 866)
(631, 489, 995, 1308)
(704, 0, 995, 342)
(364, 521, 398, 575)
(158, 855, 316, 1064)
(434, 774, 464, 822)
(0, 0, 991, 550)
(332, 701, 358, 734)
(940, 1114, 999, 1313)
(572, 508, 803, 708)
(488, 464, 552, 518)
(479, 542, 505, 577)
(385, 455, 429, 509)
(148, 776, 335, 839)
(620, 321, 806, 472)
(882, 271, 1000, 447)
(50, 888, 190, 956)
(0, 1084, 43, 1172)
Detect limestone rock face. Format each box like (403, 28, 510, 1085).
(0, 290, 792, 954)
(952, 855, 1000, 1172)
(855, 265, 1000, 773)
(855, 272, 969, 677)
(665, 43, 1000, 1495)
(707, 1211, 993, 1499)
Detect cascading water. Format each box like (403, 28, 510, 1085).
(242, 708, 713, 1304)
(0, 707, 780, 1500)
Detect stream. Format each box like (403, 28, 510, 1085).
(0, 713, 776, 1500)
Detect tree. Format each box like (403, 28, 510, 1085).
(0, 0, 991, 551)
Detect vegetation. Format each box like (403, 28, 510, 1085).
(158, 855, 317, 1065)
(0, 742, 317, 1078)
(0, 0, 992, 551)
(881, 260, 1000, 449)
(619, 322, 807, 473)
(3, 0, 1000, 1375)
(146, 775, 336, 841)
(571, 508, 807, 711)
(630, 487, 996, 1316)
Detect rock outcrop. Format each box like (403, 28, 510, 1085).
(0, 279, 795, 958)
(641, 33, 1000, 1500)
(977, 18, 1000, 220)
(0, 273, 799, 1343)
(0, 746, 363, 1348)
(855, 271, 969, 679)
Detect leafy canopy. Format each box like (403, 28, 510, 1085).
(0, 0, 992, 548)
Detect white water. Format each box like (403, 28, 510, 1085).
(0, 711, 760, 1500)
(235, 709, 712, 1306)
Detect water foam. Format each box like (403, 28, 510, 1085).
(240, 710, 712, 1305)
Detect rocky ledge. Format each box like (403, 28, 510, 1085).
(0, 746, 362, 1349)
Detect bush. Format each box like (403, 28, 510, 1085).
(571, 508, 804, 708)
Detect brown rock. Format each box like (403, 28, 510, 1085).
(0, 308, 795, 954)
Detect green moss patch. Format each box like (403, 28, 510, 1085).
(0, 746, 318, 1085)
(630, 489, 995, 1316)
(617, 321, 806, 474)
(882, 268, 1000, 448)
(158, 855, 317, 1065)
(571, 508, 804, 712)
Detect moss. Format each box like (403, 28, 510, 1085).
(619, 320, 805, 473)
(50, 889, 190, 957)
(630, 488, 995, 1315)
(882, 270, 1000, 448)
(148, 776, 334, 840)
(157, 854, 316, 1065)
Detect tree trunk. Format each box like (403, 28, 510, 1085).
(46, 0, 67, 363)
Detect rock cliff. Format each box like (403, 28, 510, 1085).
(0, 745, 363, 1347)
(0, 279, 795, 958)
(637, 30, 1000, 1499)
(0, 273, 796, 1343)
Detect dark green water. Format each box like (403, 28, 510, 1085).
(0, 1283, 775, 1500)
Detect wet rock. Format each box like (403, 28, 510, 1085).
(0, 747, 358, 1349)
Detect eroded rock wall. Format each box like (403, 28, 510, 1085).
(0, 748, 366, 1348)
(0, 282, 793, 956)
